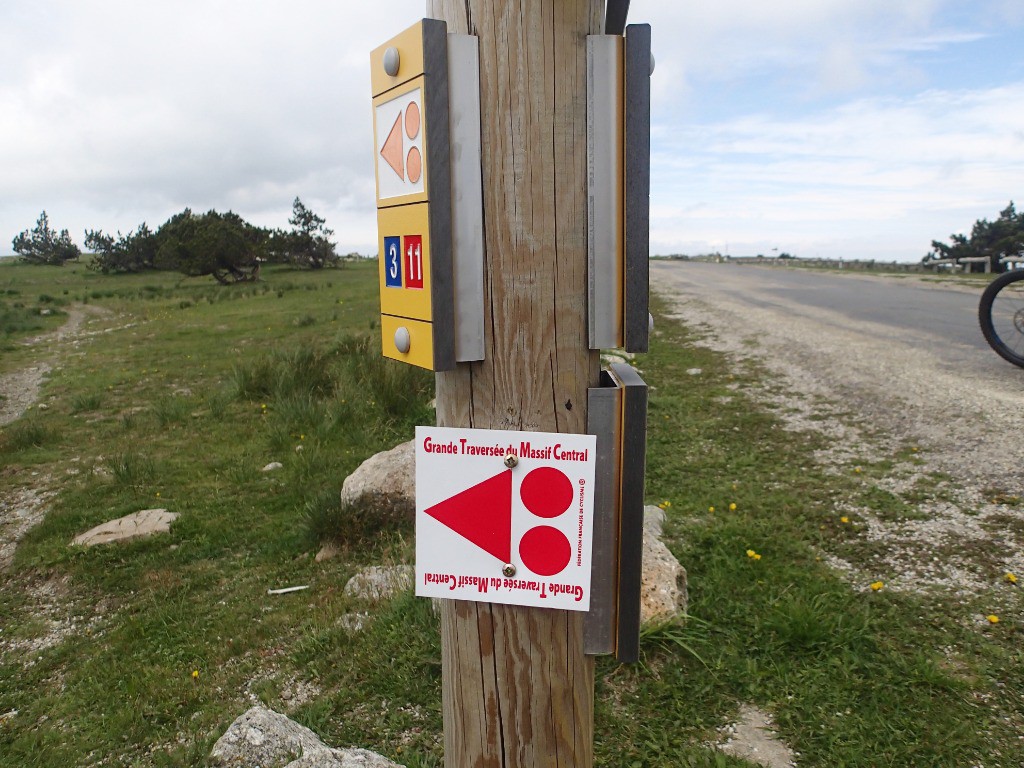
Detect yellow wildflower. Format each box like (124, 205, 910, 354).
(840, 516, 849, 524)
(870, 581, 884, 591)
(746, 549, 761, 560)
(1006, 573, 1017, 585)
(192, 669, 199, 679)
(987, 615, 999, 624)
(709, 506, 715, 513)
(729, 503, 737, 512)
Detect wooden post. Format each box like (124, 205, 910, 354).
(426, 1, 602, 765)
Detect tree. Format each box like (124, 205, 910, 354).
(84, 224, 158, 274)
(153, 209, 264, 284)
(925, 202, 1024, 272)
(12, 211, 82, 265)
(282, 197, 338, 269)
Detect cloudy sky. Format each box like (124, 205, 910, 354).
(2, 1, 1023, 262)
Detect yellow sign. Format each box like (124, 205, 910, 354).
(377, 203, 433, 321)
(380, 315, 435, 369)
(371, 18, 455, 371)
(370, 23, 427, 99)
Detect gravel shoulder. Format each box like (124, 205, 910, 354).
(653, 262, 1024, 599)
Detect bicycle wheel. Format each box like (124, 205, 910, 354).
(979, 269, 1024, 368)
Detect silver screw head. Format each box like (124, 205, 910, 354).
(383, 47, 400, 77)
(650, 51, 656, 76)
(503, 453, 519, 468)
(394, 326, 411, 354)
(502, 563, 516, 578)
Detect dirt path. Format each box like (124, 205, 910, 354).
(652, 263, 1024, 599)
(0, 304, 109, 427)
(0, 304, 111, 569)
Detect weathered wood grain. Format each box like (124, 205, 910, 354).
(427, 1, 601, 765)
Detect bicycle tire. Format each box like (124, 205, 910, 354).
(979, 269, 1024, 368)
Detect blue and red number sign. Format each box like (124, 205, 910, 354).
(383, 234, 424, 290)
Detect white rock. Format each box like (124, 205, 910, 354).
(262, 462, 284, 472)
(210, 707, 404, 768)
(71, 509, 177, 547)
(641, 505, 688, 625)
(340, 441, 414, 513)
(337, 613, 370, 633)
(717, 704, 797, 768)
(315, 543, 339, 562)
(343, 566, 413, 603)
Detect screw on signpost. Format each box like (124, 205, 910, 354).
(503, 453, 519, 469)
(502, 563, 517, 578)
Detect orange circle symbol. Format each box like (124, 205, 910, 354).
(405, 101, 421, 139)
(406, 146, 422, 184)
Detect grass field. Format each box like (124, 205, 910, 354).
(1, 259, 1022, 766)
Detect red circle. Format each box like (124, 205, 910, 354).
(520, 467, 573, 518)
(406, 146, 422, 184)
(519, 526, 571, 576)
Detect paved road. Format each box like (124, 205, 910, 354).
(649, 260, 1023, 490)
(651, 261, 1017, 381)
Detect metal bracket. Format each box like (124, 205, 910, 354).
(584, 362, 649, 662)
(604, 0, 631, 35)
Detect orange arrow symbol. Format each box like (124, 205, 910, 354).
(380, 112, 405, 180)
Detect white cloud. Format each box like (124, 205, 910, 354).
(651, 83, 1024, 259)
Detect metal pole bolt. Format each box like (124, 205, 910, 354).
(383, 46, 400, 77)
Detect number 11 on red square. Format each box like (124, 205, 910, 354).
(404, 235, 424, 289)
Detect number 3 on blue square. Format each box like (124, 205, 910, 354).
(384, 236, 402, 288)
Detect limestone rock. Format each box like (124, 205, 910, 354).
(210, 706, 403, 768)
(71, 509, 177, 547)
(289, 749, 405, 767)
(343, 565, 413, 603)
(315, 543, 340, 562)
(339, 441, 414, 515)
(640, 505, 688, 624)
(337, 612, 370, 633)
(262, 462, 284, 472)
(717, 704, 797, 768)
(210, 707, 326, 766)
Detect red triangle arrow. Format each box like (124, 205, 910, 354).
(424, 470, 512, 563)
(380, 112, 404, 180)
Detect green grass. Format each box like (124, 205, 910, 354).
(0, 260, 1021, 766)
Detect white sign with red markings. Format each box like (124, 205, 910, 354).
(415, 425, 597, 611)
(375, 87, 425, 201)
